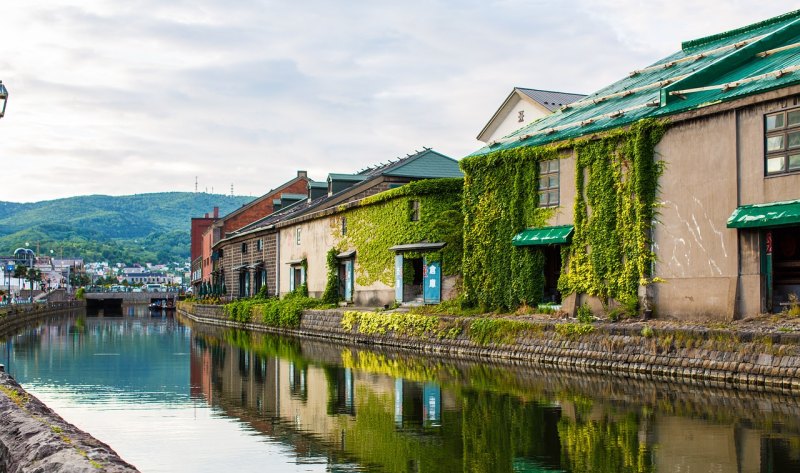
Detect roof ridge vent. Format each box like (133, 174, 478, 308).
(681, 9, 800, 51)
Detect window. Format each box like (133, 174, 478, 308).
(538, 159, 560, 207)
(765, 108, 800, 175)
(341, 216, 347, 236)
(296, 228, 302, 245)
(256, 239, 263, 251)
(409, 200, 420, 221)
(241, 242, 248, 254)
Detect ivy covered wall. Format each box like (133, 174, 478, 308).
(334, 178, 464, 288)
(460, 119, 666, 311)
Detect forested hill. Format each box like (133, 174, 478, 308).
(0, 192, 254, 264)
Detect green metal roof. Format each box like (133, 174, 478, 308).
(470, 10, 800, 157)
(382, 149, 464, 179)
(727, 199, 800, 228)
(512, 225, 574, 246)
(328, 173, 368, 182)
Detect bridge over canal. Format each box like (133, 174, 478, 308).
(84, 291, 180, 311)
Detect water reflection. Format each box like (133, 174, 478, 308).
(186, 320, 800, 473)
(2, 311, 800, 472)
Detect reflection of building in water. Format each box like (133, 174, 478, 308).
(188, 331, 800, 473)
(394, 379, 442, 429)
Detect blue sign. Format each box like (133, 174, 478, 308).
(5, 264, 13, 272)
(423, 259, 441, 304)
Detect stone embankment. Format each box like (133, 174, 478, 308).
(0, 371, 138, 473)
(179, 303, 800, 394)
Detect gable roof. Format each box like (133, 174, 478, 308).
(471, 9, 800, 156)
(216, 171, 309, 224)
(355, 148, 463, 179)
(476, 88, 586, 142)
(516, 88, 587, 112)
(221, 148, 461, 241)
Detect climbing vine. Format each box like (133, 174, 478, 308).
(558, 119, 666, 306)
(460, 143, 562, 310)
(333, 178, 463, 287)
(461, 119, 666, 310)
(321, 248, 340, 304)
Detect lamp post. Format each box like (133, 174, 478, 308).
(0, 81, 8, 119)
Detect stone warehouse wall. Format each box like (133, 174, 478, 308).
(179, 304, 800, 394)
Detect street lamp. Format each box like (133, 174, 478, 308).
(0, 81, 8, 119)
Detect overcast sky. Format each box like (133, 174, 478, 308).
(0, 1, 792, 202)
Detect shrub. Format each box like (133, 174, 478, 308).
(341, 311, 438, 337)
(468, 318, 533, 345)
(641, 325, 654, 338)
(576, 303, 593, 323)
(75, 287, 85, 300)
(554, 322, 595, 338)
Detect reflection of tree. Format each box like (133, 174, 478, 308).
(462, 390, 514, 473)
(337, 386, 464, 473)
(558, 412, 653, 473)
(461, 390, 563, 473)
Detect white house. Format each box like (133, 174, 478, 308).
(476, 87, 585, 144)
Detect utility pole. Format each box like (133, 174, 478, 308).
(195, 176, 198, 193)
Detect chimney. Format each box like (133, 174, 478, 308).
(213, 206, 219, 218)
(297, 170, 307, 178)
(204, 213, 209, 218)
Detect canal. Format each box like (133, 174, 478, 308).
(1, 308, 800, 472)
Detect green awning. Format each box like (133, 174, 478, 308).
(727, 199, 800, 229)
(512, 225, 574, 246)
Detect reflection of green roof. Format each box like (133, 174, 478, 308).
(727, 199, 800, 228)
(512, 226, 574, 246)
(471, 10, 800, 156)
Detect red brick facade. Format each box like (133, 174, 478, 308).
(222, 174, 309, 234)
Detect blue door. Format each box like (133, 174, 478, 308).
(394, 254, 403, 303)
(344, 259, 353, 301)
(423, 259, 441, 304)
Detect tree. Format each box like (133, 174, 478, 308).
(13, 265, 27, 296)
(26, 268, 42, 297)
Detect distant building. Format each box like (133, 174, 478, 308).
(476, 87, 585, 144)
(190, 170, 312, 293)
(215, 148, 464, 304)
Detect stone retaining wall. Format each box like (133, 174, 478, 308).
(178, 304, 800, 394)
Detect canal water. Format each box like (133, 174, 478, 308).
(2, 308, 800, 473)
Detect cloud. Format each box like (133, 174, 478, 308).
(0, 0, 790, 201)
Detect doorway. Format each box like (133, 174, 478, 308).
(771, 227, 800, 310)
(543, 246, 562, 303)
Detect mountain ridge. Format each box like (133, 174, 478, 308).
(0, 192, 255, 264)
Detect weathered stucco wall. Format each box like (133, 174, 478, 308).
(653, 112, 740, 320)
(279, 215, 338, 298)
